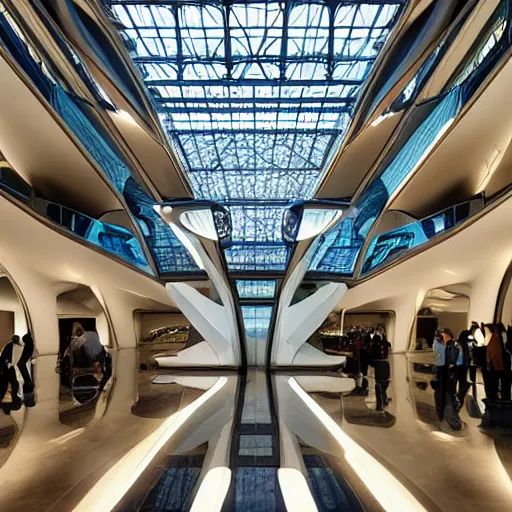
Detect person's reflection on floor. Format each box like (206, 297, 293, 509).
(369, 326, 391, 412)
(17, 332, 35, 407)
(455, 329, 471, 409)
(432, 328, 465, 432)
(0, 335, 23, 414)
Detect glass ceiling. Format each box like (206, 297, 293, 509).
(108, 0, 404, 271)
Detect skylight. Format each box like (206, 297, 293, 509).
(108, 1, 404, 272)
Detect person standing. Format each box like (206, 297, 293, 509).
(370, 326, 391, 411)
(432, 328, 463, 431)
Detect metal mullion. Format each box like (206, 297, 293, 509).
(112, 0, 407, 5)
(157, 105, 352, 114)
(172, 128, 340, 134)
(134, 54, 375, 64)
(224, 1, 233, 80)
(279, 0, 290, 80)
(340, 3, 357, 59)
(155, 96, 356, 105)
(170, 129, 194, 171)
(123, 6, 153, 57)
(147, 3, 168, 59)
(173, 4, 184, 80)
(327, 0, 335, 78)
(216, 134, 231, 199)
(144, 78, 364, 86)
(188, 167, 321, 174)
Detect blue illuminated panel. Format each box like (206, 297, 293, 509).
(236, 280, 276, 300)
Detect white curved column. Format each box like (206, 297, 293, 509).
(157, 205, 243, 367)
(273, 280, 347, 366)
(271, 203, 349, 367)
(165, 282, 236, 366)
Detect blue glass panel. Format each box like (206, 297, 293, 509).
(355, 87, 461, 239)
(308, 216, 360, 274)
(241, 306, 273, 338)
(225, 205, 289, 271)
(40, 200, 153, 272)
(362, 199, 481, 274)
(225, 244, 289, 272)
(236, 280, 276, 299)
(447, 1, 508, 90)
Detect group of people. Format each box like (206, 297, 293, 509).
(342, 325, 392, 412)
(0, 332, 35, 414)
(431, 322, 512, 431)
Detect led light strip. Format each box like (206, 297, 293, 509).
(190, 466, 231, 512)
(73, 377, 228, 512)
(288, 377, 427, 512)
(278, 468, 319, 512)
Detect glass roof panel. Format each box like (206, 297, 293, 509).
(236, 280, 277, 299)
(242, 306, 273, 338)
(110, 1, 404, 272)
(230, 3, 283, 58)
(288, 4, 330, 57)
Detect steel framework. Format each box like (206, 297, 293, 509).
(107, 0, 404, 270)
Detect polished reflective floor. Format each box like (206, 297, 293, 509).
(0, 352, 512, 511)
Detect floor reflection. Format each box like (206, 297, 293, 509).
(131, 372, 208, 419)
(58, 348, 114, 428)
(0, 354, 511, 511)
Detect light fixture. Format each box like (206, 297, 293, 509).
(189, 466, 231, 512)
(170, 224, 205, 270)
(179, 209, 218, 241)
(408, 118, 455, 183)
(476, 145, 504, 193)
(278, 468, 318, 511)
(116, 109, 138, 126)
(296, 209, 343, 241)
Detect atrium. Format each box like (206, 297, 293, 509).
(0, 0, 512, 511)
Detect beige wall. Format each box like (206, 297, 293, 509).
(0, 310, 14, 350)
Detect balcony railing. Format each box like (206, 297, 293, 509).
(0, 165, 152, 273)
(361, 196, 484, 275)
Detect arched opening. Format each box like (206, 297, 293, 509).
(56, 285, 114, 427)
(0, 267, 34, 469)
